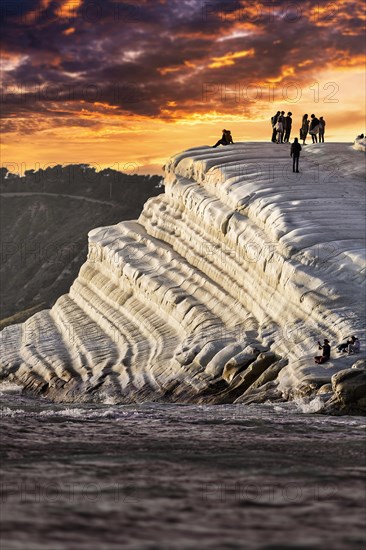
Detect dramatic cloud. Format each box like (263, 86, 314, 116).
(1, 0, 365, 171)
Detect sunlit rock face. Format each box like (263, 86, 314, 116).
(1, 143, 365, 412)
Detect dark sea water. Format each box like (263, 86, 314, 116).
(1, 383, 365, 550)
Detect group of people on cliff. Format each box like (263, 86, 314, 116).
(271, 111, 326, 145)
(299, 114, 326, 144)
(211, 111, 327, 173)
(314, 336, 360, 364)
(271, 111, 293, 143)
(212, 112, 326, 151)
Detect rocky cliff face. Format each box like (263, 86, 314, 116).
(1, 143, 365, 412)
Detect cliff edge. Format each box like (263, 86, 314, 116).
(1, 142, 365, 413)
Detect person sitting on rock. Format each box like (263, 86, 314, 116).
(337, 335, 356, 353)
(213, 129, 234, 148)
(314, 338, 331, 364)
(224, 130, 234, 144)
(348, 337, 360, 355)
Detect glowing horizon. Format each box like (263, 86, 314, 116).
(1, 1, 365, 174)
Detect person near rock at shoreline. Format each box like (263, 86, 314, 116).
(283, 112, 292, 142)
(290, 138, 301, 172)
(314, 338, 331, 364)
(337, 335, 356, 353)
(348, 337, 360, 355)
(318, 116, 326, 142)
(271, 111, 280, 142)
(300, 114, 309, 145)
(212, 129, 234, 148)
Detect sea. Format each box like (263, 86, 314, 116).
(1, 382, 365, 550)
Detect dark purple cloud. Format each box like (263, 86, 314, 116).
(1, 0, 365, 131)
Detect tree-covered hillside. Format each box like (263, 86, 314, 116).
(0, 165, 163, 326)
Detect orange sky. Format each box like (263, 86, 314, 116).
(1, 0, 365, 174)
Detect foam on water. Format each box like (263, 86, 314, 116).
(39, 408, 118, 419)
(294, 396, 325, 413)
(0, 382, 23, 395)
(0, 406, 25, 417)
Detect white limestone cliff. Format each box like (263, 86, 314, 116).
(1, 142, 365, 412)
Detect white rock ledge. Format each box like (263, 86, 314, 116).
(1, 142, 365, 413)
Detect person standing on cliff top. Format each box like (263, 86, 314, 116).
(314, 338, 331, 364)
(279, 111, 286, 143)
(300, 114, 309, 145)
(290, 138, 301, 172)
(318, 116, 326, 142)
(309, 114, 320, 143)
(271, 111, 280, 142)
(283, 112, 292, 142)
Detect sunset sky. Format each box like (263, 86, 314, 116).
(1, 0, 365, 174)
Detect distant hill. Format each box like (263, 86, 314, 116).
(0, 165, 163, 326)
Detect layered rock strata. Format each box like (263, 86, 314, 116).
(1, 143, 365, 412)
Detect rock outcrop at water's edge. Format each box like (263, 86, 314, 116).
(353, 136, 366, 152)
(1, 143, 365, 413)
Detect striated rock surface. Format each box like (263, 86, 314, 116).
(1, 143, 365, 411)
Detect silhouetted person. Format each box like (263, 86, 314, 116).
(225, 130, 234, 144)
(314, 338, 331, 364)
(213, 129, 233, 148)
(309, 114, 320, 143)
(356, 133, 364, 139)
(318, 117, 325, 142)
(271, 111, 280, 142)
(283, 112, 292, 142)
(279, 111, 285, 142)
(290, 138, 301, 172)
(300, 114, 309, 145)
(276, 111, 285, 143)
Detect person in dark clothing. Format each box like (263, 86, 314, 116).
(225, 130, 234, 144)
(309, 114, 320, 143)
(283, 112, 292, 142)
(290, 137, 301, 172)
(318, 116, 325, 142)
(300, 114, 309, 145)
(271, 111, 280, 142)
(278, 111, 285, 142)
(314, 338, 331, 364)
(213, 129, 233, 148)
